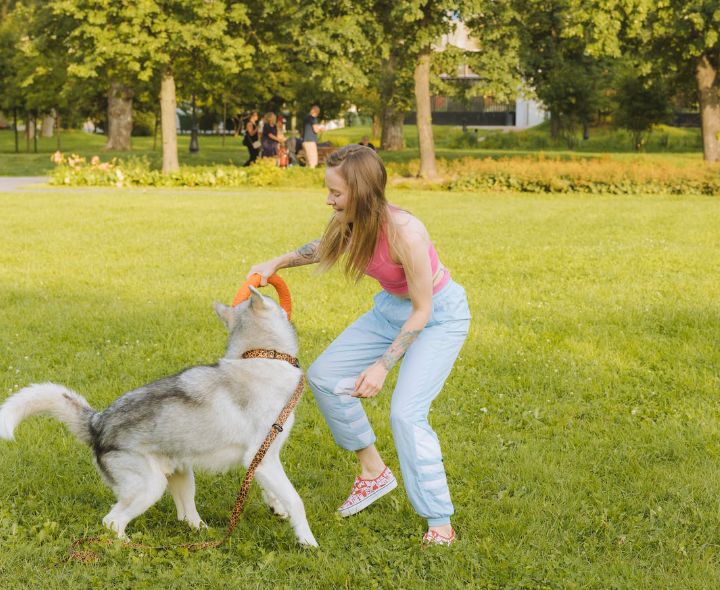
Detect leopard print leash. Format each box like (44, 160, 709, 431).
(67, 350, 303, 563)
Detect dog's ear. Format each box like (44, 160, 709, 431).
(249, 286, 269, 313)
(213, 302, 235, 329)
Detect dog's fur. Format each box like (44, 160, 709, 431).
(0, 288, 317, 546)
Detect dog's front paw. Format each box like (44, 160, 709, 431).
(102, 515, 128, 539)
(297, 531, 319, 547)
(262, 490, 289, 519)
(270, 505, 290, 519)
(185, 515, 207, 530)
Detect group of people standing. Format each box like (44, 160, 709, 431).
(242, 105, 325, 168)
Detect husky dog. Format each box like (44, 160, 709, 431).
(0, 287, 317, 546)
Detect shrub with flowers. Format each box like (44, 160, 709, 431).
(49, 152, 325, 189)
(49, 151, 720, 195)
(388, 156, 720, 196)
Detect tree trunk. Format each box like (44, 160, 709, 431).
(105, 81, 133, 151)
(550, 111, 561, 139)
(696, 53, 720, 163)
(13, 108, 19, 153)
(41, 112, 55, 138)
(380, 52, 404, 151)
(414, 48, 437, 179)
(153, 111, 159, 151)
(26, 115, 33, 152)
(222, 100, 227, 147)
(372, 114, 381, 141)
(381, 107, 405, 151)
(160, 69, 180, 174)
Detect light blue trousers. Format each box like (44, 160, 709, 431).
(307, 280, 471, 527)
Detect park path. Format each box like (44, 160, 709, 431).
(0, 177, 50, 191)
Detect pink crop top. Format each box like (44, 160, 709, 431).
(365, 227, 450, 296)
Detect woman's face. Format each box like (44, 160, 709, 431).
(325, 166, 352, 223)
(251, 113, 258, 122)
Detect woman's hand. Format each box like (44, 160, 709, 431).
(353, 361, 389, 398)
(246, 259, 279, 286)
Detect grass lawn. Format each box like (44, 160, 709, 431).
(0, 187, 719, 588)
(0, 124, 705, 176)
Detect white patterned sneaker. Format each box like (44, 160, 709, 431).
(337, 467, 397, 517)
(421, 528, 456, 547)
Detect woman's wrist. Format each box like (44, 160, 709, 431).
(274, 253, 291, 270)
(372, 360, 390, 373)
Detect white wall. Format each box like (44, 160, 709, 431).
(515, 99, 547, 128)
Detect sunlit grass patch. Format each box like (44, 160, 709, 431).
(0, 188, 718, 588)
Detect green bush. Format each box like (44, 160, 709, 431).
(49, 152, 325, 188)
(448, 131, 480, 149)
(49, 150, 720, 196)
(437, 156, 720, 195)
(132, 111, 156, 137)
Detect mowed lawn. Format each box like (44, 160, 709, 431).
(0, 187, 719, 589)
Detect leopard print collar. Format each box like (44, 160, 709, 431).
(241, 349, 299, 367)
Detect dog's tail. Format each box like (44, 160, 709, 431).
(0, 383, 96, 444)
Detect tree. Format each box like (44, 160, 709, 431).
(614, 70, 672, 150)
(0, 6, 23, 152)
(642, 0, 720, 162)
(42, 1, 253, 171)
(566, 0, 720, 162)
(518, 1, 611, 140)
(401, 2, 463, 179)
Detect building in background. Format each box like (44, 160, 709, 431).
(405, 20, 546, 129)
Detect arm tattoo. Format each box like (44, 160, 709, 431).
(380, 329, 421, 370)
(287, 239, 320, 267)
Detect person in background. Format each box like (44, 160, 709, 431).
(242, 111, 260, 167)
(358, 135, 377, 151)
(286, 130, 301, 166)
(262, 112, 286, 158)
(302, 105, 325, 168)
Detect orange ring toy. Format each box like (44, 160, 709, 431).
(233, 273, 292, 320)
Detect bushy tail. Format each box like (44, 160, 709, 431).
(0, 383, 96, 444)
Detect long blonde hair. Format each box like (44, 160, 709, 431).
(317, 144, 389, 281)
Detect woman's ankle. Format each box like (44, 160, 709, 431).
(355, 445, 386, 480)
(430, 525, 454, 536)
(359, 464, 386, 480)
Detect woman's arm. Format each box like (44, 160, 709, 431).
(247, 239, 321, 285)
(353, 228, 433, 397)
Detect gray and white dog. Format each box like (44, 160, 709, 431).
(0, 287, 317, 546)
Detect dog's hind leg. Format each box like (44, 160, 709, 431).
(254, 456, 318, 547)
(167, 468, 205, 529)
(101, 453, 167, 538)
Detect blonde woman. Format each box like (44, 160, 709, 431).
(247, 145, 470, 546)
(261, 112, 286, 157)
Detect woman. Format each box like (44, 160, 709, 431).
(242, 111, 260, 167)
(261, 112, 285, 158)
(247, 145, 470, 546)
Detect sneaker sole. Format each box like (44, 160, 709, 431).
(338, 478, 398, 517)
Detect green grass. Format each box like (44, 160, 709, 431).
(1, 187, 719, 589)
(0, 124, 705, 177)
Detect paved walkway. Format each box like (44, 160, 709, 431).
(0, 177, 49, 191)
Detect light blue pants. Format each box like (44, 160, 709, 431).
(307, 280, 471, 526)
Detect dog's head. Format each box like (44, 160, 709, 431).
(214, 286, 298, 360)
